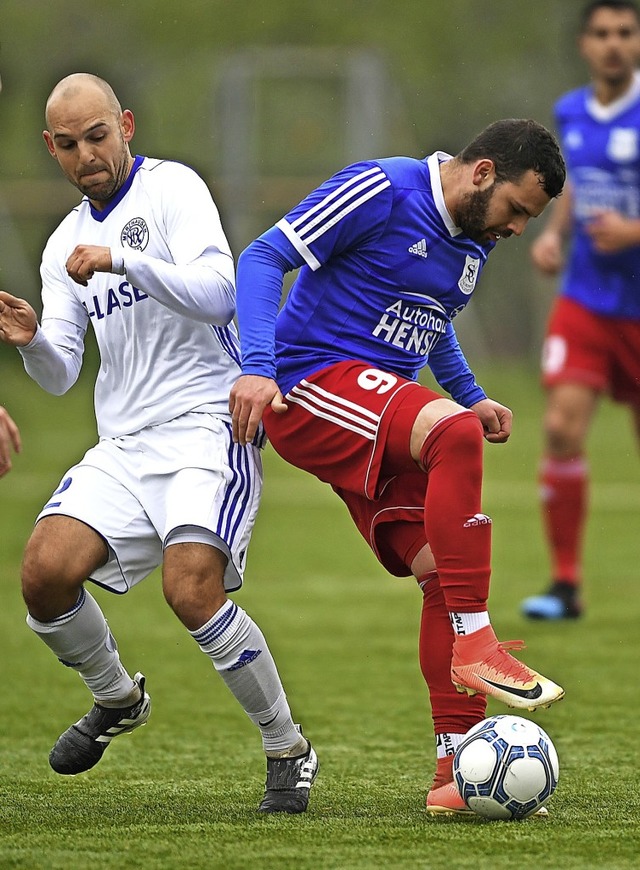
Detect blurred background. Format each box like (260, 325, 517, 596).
(1, 0, 586, 360)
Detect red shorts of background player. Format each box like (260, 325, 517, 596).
(542, 296, 640, 405)
(263, 359, 461, 577)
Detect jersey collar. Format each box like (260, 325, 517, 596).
(586, 70, 640, 122)
(87, 154, 145, 222)
(427, 151, 462, 237)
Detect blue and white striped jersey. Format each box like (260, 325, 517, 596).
(238, 152, 492, 406)
(556, 72, 640, 318)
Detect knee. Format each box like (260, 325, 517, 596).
(543, 408, 583, 457)
(21, 541, 81, 617)
(419, 410, 484, 470)
(162, 570, 227, 631)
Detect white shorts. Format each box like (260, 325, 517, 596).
(36, 412, 263, 594)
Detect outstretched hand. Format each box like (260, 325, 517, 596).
(0, 291, 38, 347)
(230, 374, 288, 445)
(470, 397, 513, 444)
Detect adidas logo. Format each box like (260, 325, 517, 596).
(463, 513, 492, 528)
(408, 238, 428, 258)
(227, 648, 262, 671)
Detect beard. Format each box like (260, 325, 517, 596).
(454, 185, 495, 243)
(75, 134, 131, 202)
(77, 173, 121, 201)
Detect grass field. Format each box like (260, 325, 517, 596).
(1, 351, 639, 869)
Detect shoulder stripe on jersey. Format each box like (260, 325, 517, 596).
(290, 167, 388, 236)
(303, 179, 390, 245)
(276, 168, 390, 270)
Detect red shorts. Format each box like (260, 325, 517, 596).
(542, 296, 640, 405)
(264, 360, 446, 576)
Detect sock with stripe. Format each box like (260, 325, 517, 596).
(191, 600, 304, 756)
(26, 587, 138, 706)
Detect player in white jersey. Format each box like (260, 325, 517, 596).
(0, 73, 317, 813)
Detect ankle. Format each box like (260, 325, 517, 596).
(265, 735, 308, 759)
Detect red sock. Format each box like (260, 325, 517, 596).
(419, 412, 491, 611)
(419, 574, 486, 736)
(539, 455, 588, 585)
(431, 755, 455, 790)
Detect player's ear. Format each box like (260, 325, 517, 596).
(121, 109, 135, 143)
(472, 159, 496, 190)
(43, 130, 57, 159)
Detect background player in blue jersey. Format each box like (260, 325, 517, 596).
(521, 0, 640, 621)
(0, 406, 21, 477)
(230, 118, 566, 814)
(0, 74, 317, 813)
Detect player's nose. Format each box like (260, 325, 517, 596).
(506, 216, 529, 237)
(77, 141, 97, 164)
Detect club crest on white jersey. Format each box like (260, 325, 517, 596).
(121, 217, 149, 251)
(458, 255, 480, 295)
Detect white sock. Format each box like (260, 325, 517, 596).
(191, 600, 302, 755)
(27, 587, 137, 705)
(449, 610, 490, 636)
(436, 732, 466, 759)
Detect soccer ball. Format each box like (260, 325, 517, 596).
(453, 715, 559, 820)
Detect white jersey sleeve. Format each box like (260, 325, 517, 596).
(18, 320, 86, 395)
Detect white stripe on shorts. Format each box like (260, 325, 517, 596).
(287, 379, 380, 440)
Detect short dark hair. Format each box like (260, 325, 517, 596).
(456, 118, 566, 199)
(580, 0, 640, 30)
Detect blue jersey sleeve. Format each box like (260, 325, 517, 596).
(427, 322, 487, 407)
(236, 229, 301, 379)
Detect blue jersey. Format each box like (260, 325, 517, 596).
(556, 76, 640, 318)
(237, 153, 491, 406)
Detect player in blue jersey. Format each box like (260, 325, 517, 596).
(0, 406, 21, 477)
(230, 118, 567, 814)
(521, 0, 640, 621)
(0, 74, 317, 813)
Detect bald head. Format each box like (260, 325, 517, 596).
(45, 73, 122, 130)
(43, 73, 135, 208)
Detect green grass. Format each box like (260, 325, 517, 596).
(1, 353, 640, 869)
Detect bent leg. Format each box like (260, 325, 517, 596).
(22, 515, 108, 620)
(416, 410, 491, 612)
(163, 540, 304, 757)
(22, 516, 138, 706)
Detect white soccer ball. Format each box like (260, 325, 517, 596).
(453, 715, 559, 820)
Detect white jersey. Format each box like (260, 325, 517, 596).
(21, 156, 241, 437)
